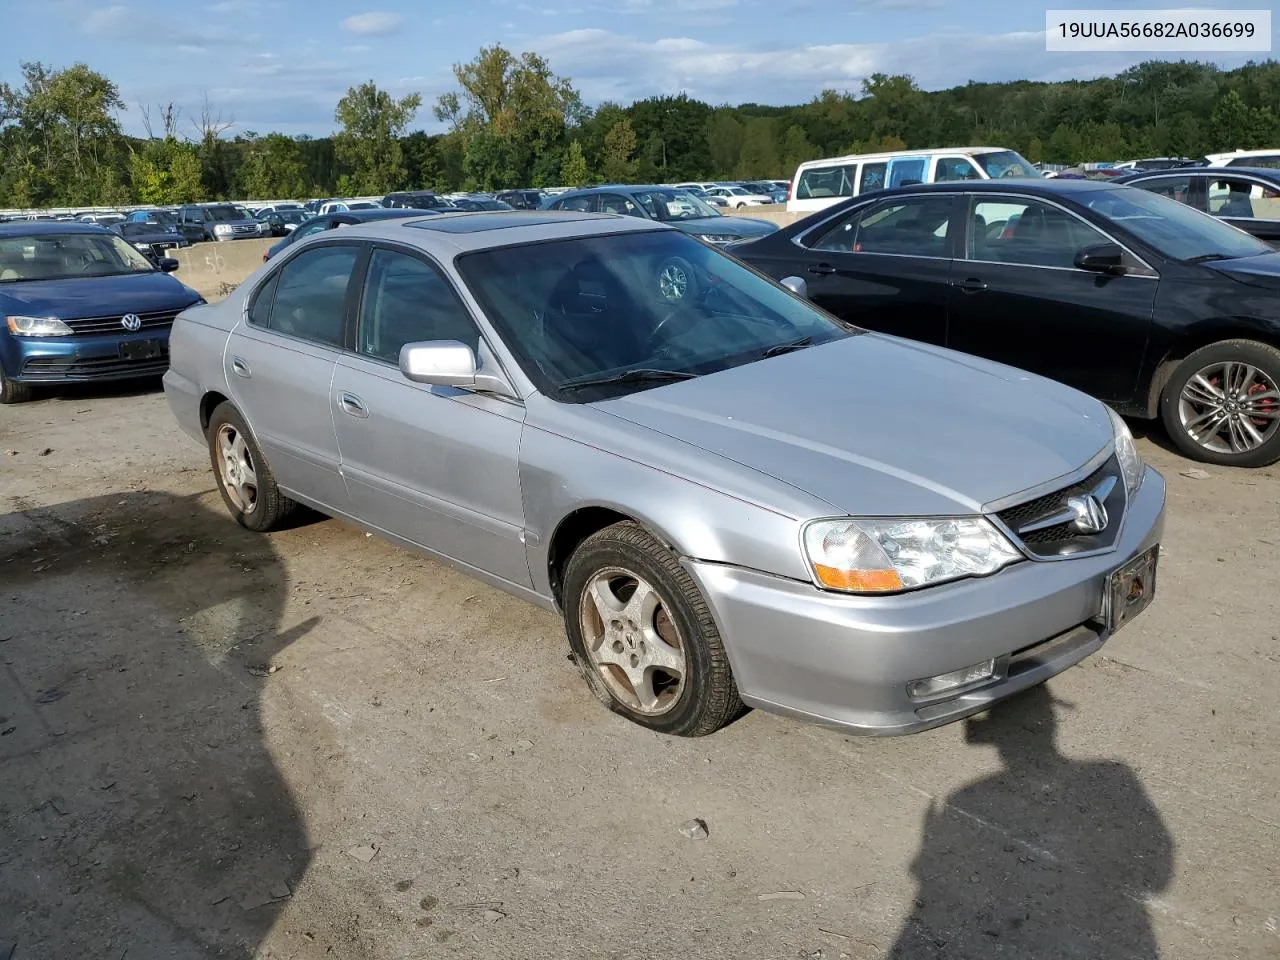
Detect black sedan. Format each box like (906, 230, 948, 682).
(733, 178, 1280, 467)
(263, 208, 436, 261)
(1115, 166, 1280, 246)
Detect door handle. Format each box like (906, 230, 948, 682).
(338, 392, 369, 418)
(953, 277, 988, 293)
(807, 263, 837, 276)
(230, 356, 251, 378)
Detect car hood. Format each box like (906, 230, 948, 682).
(594, 335, 1114, 517)
(1206, 251, 1280, 291)
(676, 216, 778, 238)
(0, 271, 201, 317)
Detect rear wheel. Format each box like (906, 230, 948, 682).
(0, 369, 34, 404)
(207, 402, 298, 530)
(562, 522, 742, 736)
(1160, 339, 1280, 467)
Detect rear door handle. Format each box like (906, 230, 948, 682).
(338, 392, 368, 419)
(953, 277, 988, 293)
(230, 356, 251, 378)
(807, 263, 837, 276)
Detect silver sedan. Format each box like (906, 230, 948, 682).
(163, 211, 1165, 736)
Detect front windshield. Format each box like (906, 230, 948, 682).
(145, 211, 178, 226)
(1083, 187, 1271, 261)
(632, 189, 720, 221)
(725, 186, 749, 196)
(206, 206, 242, 222)
(0, 232, 156, 282)
(348, 201, 379, 210)
(457, 231, 855, 401)
(975, 150, 1039, 179)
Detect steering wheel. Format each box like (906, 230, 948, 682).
(80, 261, 116, 275)
(647, 304, 700, 350)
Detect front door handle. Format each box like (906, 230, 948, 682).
(807, 263, 837, 276)
(230, 356, 251, 378)
(953, 277, 988, 293)
(338, 392, 369, 419)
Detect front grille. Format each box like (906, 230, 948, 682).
(63, 309, 179, 336)
(21, 351, 169, 381)
(996, 455, 1126, 558)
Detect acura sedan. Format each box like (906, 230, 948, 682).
(164, 211, 1164, 737)
(734, 178, 1280, 467)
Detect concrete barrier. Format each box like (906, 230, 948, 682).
(169, 238, 275, 301)
(732, 208, 805, 228)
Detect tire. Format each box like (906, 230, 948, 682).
(562, 521, 742, 736)
(0, 368, 34, 404)
(1159, 339, 1280, 467)
(656, 255, 699, 304)
(206, 402, 298, 531)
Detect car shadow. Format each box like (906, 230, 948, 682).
(1125, 415, 1184, 460)
(0, 491, 314, 958)
(887, 684, 1174, 959)
(31, 376, 165, 405)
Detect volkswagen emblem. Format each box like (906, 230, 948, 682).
(120, 313, 142, 332)
(1066, 494, 1108, 534)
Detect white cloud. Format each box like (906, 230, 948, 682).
(340, 11, 404, 36)
(81, 2, 243, 49)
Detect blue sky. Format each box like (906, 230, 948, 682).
(6, 0, 1275, 137)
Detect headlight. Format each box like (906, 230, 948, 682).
(1107, 406, 1144, 495)
(6, 315, 74, 337)
(213, 224, 232, 233)
(802, 517, 1022, 594)
(697, 234, 739, 244)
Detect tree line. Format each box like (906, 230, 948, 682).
(1, 52, 1278, 208)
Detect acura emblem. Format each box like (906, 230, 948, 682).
(120, 313, 142, 332)
(1066, 494, 1108, 534)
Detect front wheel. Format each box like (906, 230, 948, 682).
(207, 402, 298, 530)
(0, 368, 34, 404)
(562, 522, 742, 736)
(1160, 339, 1280, 467)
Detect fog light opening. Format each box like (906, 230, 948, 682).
(908, 658, 999, 700)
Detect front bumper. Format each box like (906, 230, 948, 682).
(685, 465, 1166, 736)
(2, 328, 171, 383)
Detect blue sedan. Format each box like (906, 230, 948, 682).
(0, 222, 204, 403)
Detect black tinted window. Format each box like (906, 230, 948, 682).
(558, 195, 595, 212)
(969, 198, 1107, 268)
(248, 271, 279, 328)
(851, 197, 953, 256)
(598, 194, 642, 216)
(263, 245, 357, 346)
(1133, 175, 1193, 205)
(935, 157, 980, 182)
(357, 249, 478, 364)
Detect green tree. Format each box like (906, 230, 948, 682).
(736, 117, 780, 178)
(779, 124, 816, 174)
(627, 94, 712, 181)
(559, 139, 589, 186)
(599, 117, 638, 183)
(239, 133, 306, 199)
(334, 81, 422, 194)
(706, 111, 743, 177)
(401, 131, 440, 190)
(130, 138, 204, 204)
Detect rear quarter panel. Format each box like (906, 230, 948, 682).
(163, 303, 235, 444)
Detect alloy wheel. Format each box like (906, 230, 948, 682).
(215, 423, 260, 514)
(658, 263, 688, 302)
(578, 566, 686, 716)
(1178, 360, 1280, 455)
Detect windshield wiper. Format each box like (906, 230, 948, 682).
(1186, 253, 1233, 263)
(559, 368, 697, 393)
(760, 336, 813, 358)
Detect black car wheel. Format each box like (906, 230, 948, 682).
(0, 367, 34, 404)
(1160, 339, 1280, 467)
(562, 521, 742, 736)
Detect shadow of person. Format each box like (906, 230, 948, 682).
(0, 491, 315, 958)
(888, 684, 1174, 960)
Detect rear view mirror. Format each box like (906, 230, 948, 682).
(399, 340, 518, 399)
(1074, 242, 1126, 275)
(780, 276, 809, 299)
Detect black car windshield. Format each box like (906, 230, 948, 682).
(0, 232, 156, 281)
(1083, 187, 1272, 261)
(206, 206, 243, 222)
(132, 211, 177, 226)
(458, 230, 855, 401)
(975, 150, 1039, 179)
(631, 189, 720, 222)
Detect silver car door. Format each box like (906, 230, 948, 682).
(332, 245, 531, 587)
(226, 242, 360, 512)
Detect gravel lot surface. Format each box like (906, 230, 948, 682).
(2, 383, 1278, 959)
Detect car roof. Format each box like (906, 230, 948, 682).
(0, 221, 112, 237)
(554, 184, 697, 198)
(1120, 165, 1280, 179)
(324, 210, 669, 254)
(327, 208, 427, 223)
(867, 178, 1122, 196)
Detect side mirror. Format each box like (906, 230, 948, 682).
(1074, 242, 1126, 275)
(399, 340, 517, 399)
(780, 276, 809, 299)
(158, 257, 180, 273)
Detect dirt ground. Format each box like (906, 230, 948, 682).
(1, 382, 1277, 960)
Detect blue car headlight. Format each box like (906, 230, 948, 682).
(7, 315, 73, 337)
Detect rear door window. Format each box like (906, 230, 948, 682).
(843, 196, 954, 257)
(1132, 175, 1194, 207)
(259, 245, 359, 347)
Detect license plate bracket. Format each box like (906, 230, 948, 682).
(119, 338, 164, 362)
(1105, 545, 1158, 635)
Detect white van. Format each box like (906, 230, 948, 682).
(787, 146, 1038, 214)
